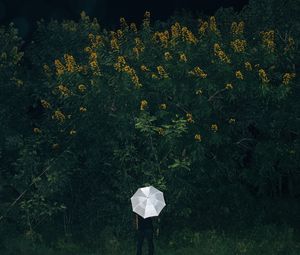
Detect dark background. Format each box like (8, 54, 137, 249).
(0, 0, 249, 39)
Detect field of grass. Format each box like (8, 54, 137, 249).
(2, 225, 300, 255)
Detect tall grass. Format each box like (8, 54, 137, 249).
(1, 225, 299, 255)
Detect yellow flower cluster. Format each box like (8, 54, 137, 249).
(179, 53, 187, 62)
(54, 59, 65, 76)
(70, 130, 76, 135)
(120, 17, 128, 30)
(85, 50, 101, 76)
(157, 127, 164, 135)
(52, 110, 65, 122)
(157, 65, 169, 79)
(214, 43, 231, 63)
(43, 64, 52, 77)
(64, 54, 76, 73)
(194, 133, 202, 142)
(282, 73, 295, 85)
(140, 64, 150, 72)
(230, 39, 247, 53)
(171, 22, 181, 38)
(140, 100, 148, 110)
(159, 103, 167, 110)
(114, 56, 126, 72)
(225, 83, 233, 90)
(41, 99, 50, 109)
(235, 70, 244, 80)
(260, 30, 275, 52)
(209, 16, 218, 34)
(181, 26, 198, 44)
(198, 20, 208, 35)
(57, 84, 71, 96)
(258, 69, 269, 83)
(79, 107, 87, 112)
(143, 11, 151, 28)
(153, 31, 169, 48)
(133, 37, 145, 59)
(228, 118, 236, 124)
(189, 66, 207, 78)
(164, 52, 172, 61)
(88, 33, 103, 49)
(195, 89, 203, 95)
(244, 62, 252, 71)
(115, 56, 141, 88)
(78, 84, 86, 92)
(186, 113, 194, 123)
(231, 21, 244, 35)
(33, 127, 42, 134)
(130, 23, 138, 33)
(211, 124, 218, 132)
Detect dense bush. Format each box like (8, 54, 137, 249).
(0, 0, 299, 249)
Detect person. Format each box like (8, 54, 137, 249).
(135, 214, 155, 255)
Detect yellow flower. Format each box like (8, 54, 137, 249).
(260, 30, 275, 52)
(41, 99, 51, 109)
(54, 59, 65, 76)
(214, 43, 231, 63)
(179, 53, 187, 62)
(171, 22, 181, 38)
(120, 17, 128, 29)
(159, 104, 167, 110)
(140, 100, 148, 110)
(57, 84, 71, 96)
(211, 124, 218, 132)
(143, 11, 151, 28)
(151, 73, 159, 79)
(228, 118, 236, 124)
(70, 130, 76, 135)
(157, 65, 169, 78)
(153, 31, 169, 48)
(111, 38, 119, 51)
(130, 23, 137, 33)
(79, 107, 87, 112)
(258, 69, 269, 83)
(64, 54, 76, 72)
(33, 127, 41, 134)
(189, 66, 207, 78)
(198, 20, 208, 35)
(164, 52, 172, 61)
(78, 84, 86, 92)
(282, 73, 296, 85)
(235, 71, 244, 80)
(194, 133, 202, 142)
(244, 62, 252, 71)
(52, 110, 66, 122)
(209, 16, 218, 33)
(181, 26, 198, 44)
(157, 127, 164, 136)
(140, 65, 150, 72)
(195, 89, 203, 95)
(225, 83, 233, 90)
(231, 39, 247, 53)
(186, 113, 194, 123)
(114, 56, 126, 72)
(231, 21, 244, 35)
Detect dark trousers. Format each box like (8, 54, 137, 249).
(136, 229, 154, 255)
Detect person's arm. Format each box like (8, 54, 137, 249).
(155, 218, 160, 237)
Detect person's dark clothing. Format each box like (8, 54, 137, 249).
(136, 215, 154, 255)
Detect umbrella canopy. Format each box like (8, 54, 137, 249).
(131, 186, 166, 219)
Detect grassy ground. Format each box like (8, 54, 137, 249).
(1, 225, 300, 255)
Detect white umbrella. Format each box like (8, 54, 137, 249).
(131, 186, 166, 219)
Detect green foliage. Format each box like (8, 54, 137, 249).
(0, 0, 299, 250)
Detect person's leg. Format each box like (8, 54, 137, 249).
(145, 229, 154, 255)
(136, 230, 145, 255)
